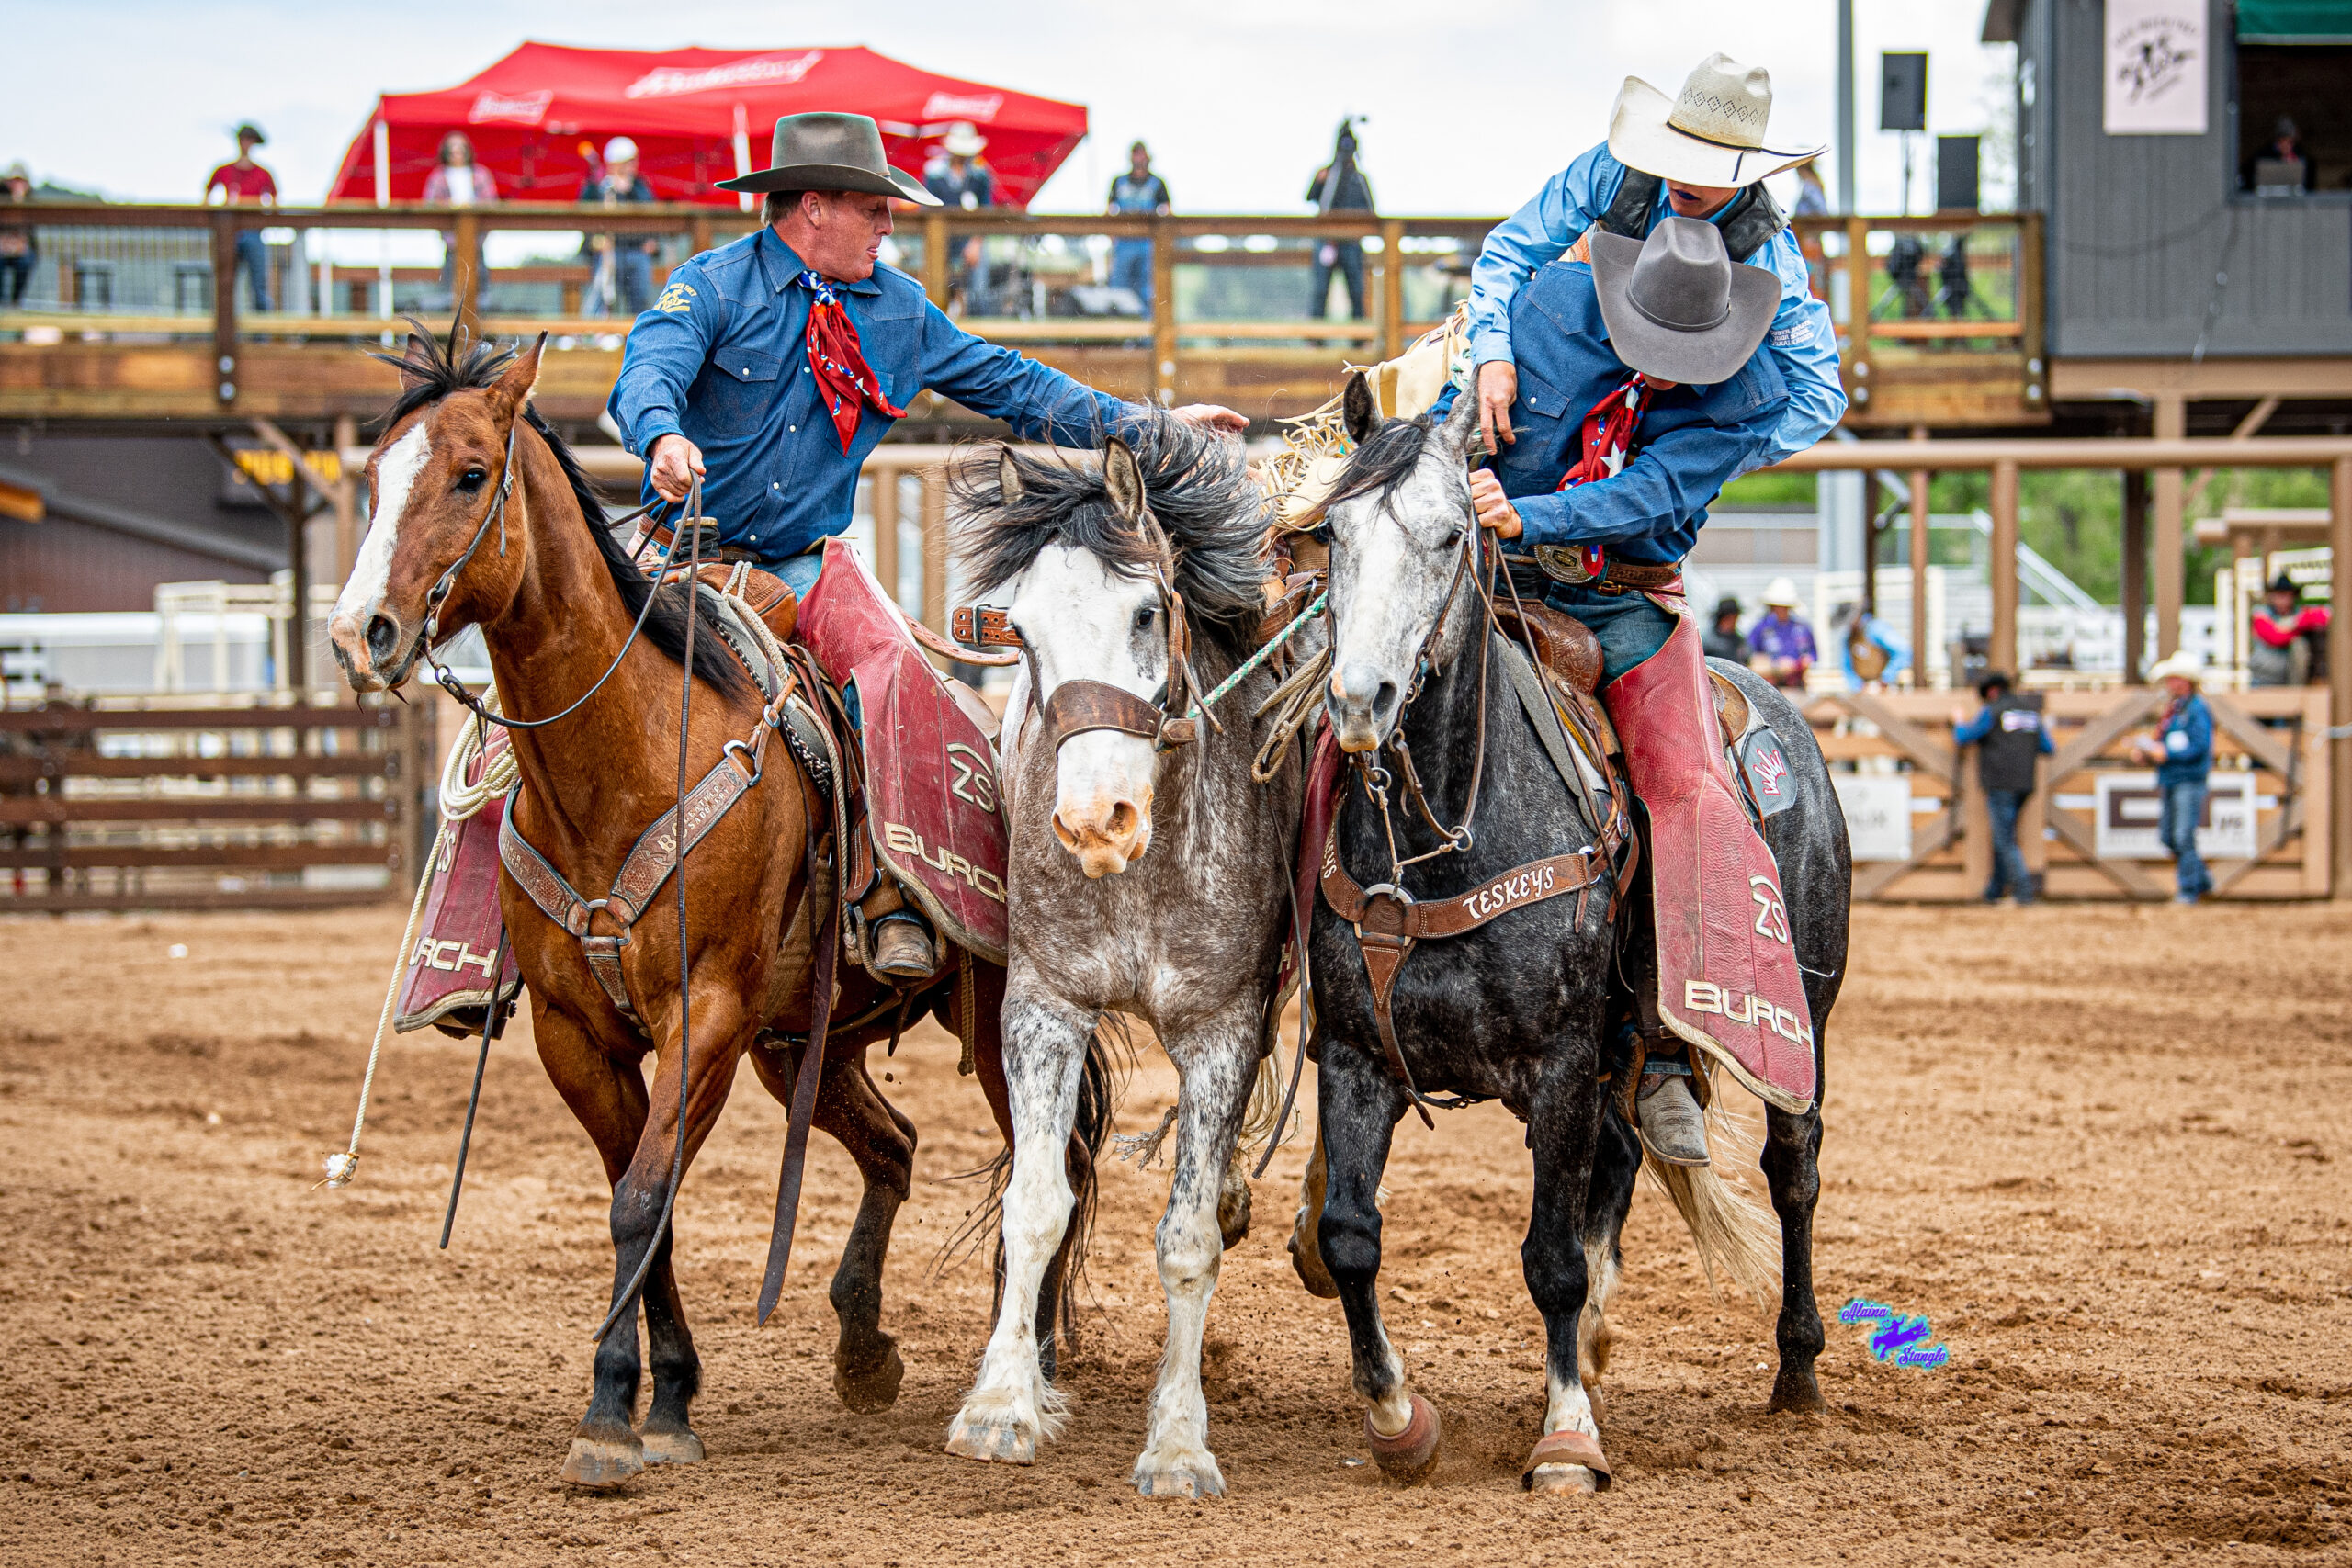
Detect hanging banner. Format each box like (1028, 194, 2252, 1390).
(2091, 772, 2256, 861)
(2104, 0, 2209, 135)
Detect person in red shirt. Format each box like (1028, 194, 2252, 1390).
(2248, 571, 2329, 687)
(204, 123, 277, 312)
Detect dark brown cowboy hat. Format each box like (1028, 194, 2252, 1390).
(716, 111, 939, 205)
(1589, 216, 1778, 386)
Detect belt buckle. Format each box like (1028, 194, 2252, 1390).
(1533, 544, 1605, 585)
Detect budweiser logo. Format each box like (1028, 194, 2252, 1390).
(922, 91, 1002, 123)
(625, 51, 824, 99)
(469, 89, 553, 125)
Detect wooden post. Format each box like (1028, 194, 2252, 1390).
(211, 213, 238, 405)
(690, 213, 713, 261)
(922, 212, 948, 308)
(332, 413, 358, 583)
(921, 466, 949, 634)
(1909, 424, 1930, 687)
(2154, 394, 2186, 658)
(1152, 214, 1178, 407)
(1379, 219, 1406, 361)
(1844, 216, 1871, 414)
(872, 461, 901, 613)
(2120, 468, 2149, 682)
(1861, 469, 1880, 617)
(2331, 454, 2352, 897)
(1991, 457, 2019, 677)
(453, 210, 481, 332)
(2018, 213, 2046, 412)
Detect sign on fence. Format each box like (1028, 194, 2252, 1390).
(1833, 775, 1916, 863)
(2089, 772, 2257, 861)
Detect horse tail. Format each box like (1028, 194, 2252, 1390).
(1052, 1027, 1116, 1351)
(1641, 1095, 1781, 1309)
(1234, 1051, 1288, 1171)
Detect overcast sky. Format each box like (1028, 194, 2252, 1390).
(4, 1, 2013, 215)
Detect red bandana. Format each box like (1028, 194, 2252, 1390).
(1546, 372, 1654, 580)
(798, 270, 908, 453)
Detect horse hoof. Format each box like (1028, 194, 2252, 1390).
(1768, 1372, 1826, 1416)
(835, 1343, 906, 1414)
(560, 1435, 644, 1490)
(944, 1412, 1036, 1465)
(1526, 1462, 1600, 1496)
(1363, 1394, 1440, 1478)
(1287, 1229, 1340, 1299)
(1133, 1448, 1227, 1500)
(639, 1427, 704, 1466)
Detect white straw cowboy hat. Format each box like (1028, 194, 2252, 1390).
(2146, 651, 2206, 684)
(602, 136, 639, 165)
(1589, 216, 1778, 385)
(941, 121, 988, 158)
(718, 111, 939, 204)
(1761, 576, 1802, 608)
(1608, 53, 1826, 187)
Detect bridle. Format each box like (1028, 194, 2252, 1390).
(1033, 511, 1215, 755)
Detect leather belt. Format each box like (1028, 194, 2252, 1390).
(1521, 546, 1684, 592)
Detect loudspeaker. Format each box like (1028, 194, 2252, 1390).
(1936, 136, 1981, 211)
(1880, 52, 1928, 132)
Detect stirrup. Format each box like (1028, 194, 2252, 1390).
(869, 911, 938, 980)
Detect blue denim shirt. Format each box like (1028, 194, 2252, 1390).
(608, 227, 1141, 566)
(1434, 258, 1786, 564)
(1466, 142, 1844, 468)
(2156, 693, 2213, 787)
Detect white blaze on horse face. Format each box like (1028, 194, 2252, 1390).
(328, 420, 432, 669)
(1326, 482, 1456, 753)
(1011, 543, 1160, 878)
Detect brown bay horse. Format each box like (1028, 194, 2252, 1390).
(327, 327, 1098, 1489)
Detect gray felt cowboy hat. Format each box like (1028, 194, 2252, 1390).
(717, 111, 940, 205)
(1589, 215, 1778, 385)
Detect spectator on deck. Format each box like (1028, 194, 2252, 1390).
(1702, 594, 1749, 664)
(1306, 119, 1374, 321)
(2244, 116, 2314, 194)
(925, 122, 997, 315)
(1792, 157, 1829, 217)
(1838, 603, 1909, 690)
(2134, 653, 2215, 905)
(582, 137, 657, 319)
(0, 164, 35, 307)
(1747, 577, 1817, 689)
(1105, 141, 1170, 314)
(1953, 671, 2052, 906)
(2248, 572, 2329, 687)
(424, 131, 498, 308)
(203, 124, 277, 313)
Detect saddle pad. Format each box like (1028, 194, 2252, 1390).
(395, 732, 523, 1035)
(795, 537, 1011, 964)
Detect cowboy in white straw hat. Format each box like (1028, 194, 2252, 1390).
(1464, 53, 1842, 466)
(612, 111, 1244, 977)
(1443, 213, 1806, 1167)
(2132, 653, 2216, 903)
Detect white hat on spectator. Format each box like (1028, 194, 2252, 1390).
(603, 137, 639, 165)
(1761, 576, 1802, 608)
(942, 122, 987, 158)
(2146, 651, 2205, 685)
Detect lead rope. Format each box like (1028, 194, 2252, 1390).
(322, 696, 519, 1187)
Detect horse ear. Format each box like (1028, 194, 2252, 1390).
(997, 444, 1024, 506)
(1438, 376, 1483, 455)
(397, 330, 437, 394)
(1102, 436, 1146, 523)
(491, 333, 547, 415)
(1341, 369, 1381, 446)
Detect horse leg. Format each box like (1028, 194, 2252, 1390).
(1522, 1056, 1611, 1497)
(944, 985, 1091, 1464)
(561, 987, 748, 1489)
(1287, 1119, 1340, 1297)
(1578, 1103, 1642, 1425)
(1316, 1041, 1430, 1475)
(1762, 1080, 1826, 1414)
(1131, 1009, 1257, 1499)
(816, 1048, 915, 1412)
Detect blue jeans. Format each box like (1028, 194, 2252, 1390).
(1310, 240, 1366, 319)
(1984, 786, 2033, 902)
(1526, 575, 1676, 683)
(1110, 238, 1153, 311)
(233, 230, 273, 312)
(2159, 779, 2211, 899)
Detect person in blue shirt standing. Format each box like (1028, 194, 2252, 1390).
(1449, 216, 1798, 1169)
(1952, 671, 2053, 905)
(1464, 53, 1843, 472)
(610, 112, 1243, 975)
(1105, 141, 1170, 313)
(2134, 653, 2216, 904)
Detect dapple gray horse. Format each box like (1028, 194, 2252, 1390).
(943, 421, 1302, 1497)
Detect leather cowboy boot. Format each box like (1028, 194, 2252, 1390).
(869, 911, 938, 979)
(1605, 613, 1816, 1117)
(1634, 1056, 1709, 1167)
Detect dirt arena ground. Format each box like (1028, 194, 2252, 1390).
(0, 902, 2346, 1566)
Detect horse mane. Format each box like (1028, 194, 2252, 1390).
(952, 412, 1269, 656)
(369, 321, 746, 700)
(1320, 408, 1438, 515)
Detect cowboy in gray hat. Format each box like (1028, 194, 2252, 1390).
(1442, 215, 1805, 1168)
(1465, 53, 1842, 468)
(609, 112, 1241, 977)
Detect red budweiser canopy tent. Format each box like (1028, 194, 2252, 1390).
(325, 42, 1087, 209)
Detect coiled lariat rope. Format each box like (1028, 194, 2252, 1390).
(322, 696, 518, 1188)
